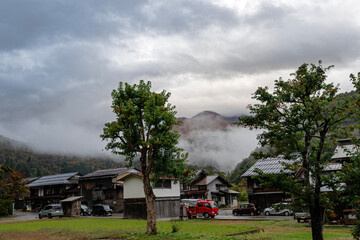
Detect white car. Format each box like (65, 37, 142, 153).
(264, 203, 293, 216)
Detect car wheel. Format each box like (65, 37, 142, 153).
(204, 212, 210, 219)
(233, 211, 237, 216)
(265, 211, 270, 216)
(38, 214, 42, 219)
(48, 213, 52, 219)
(250, 212, 254, 216)
(284, 211, 289, 216)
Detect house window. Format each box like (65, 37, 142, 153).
(154, 180, 171, 189)
(181, 183, 189, 190)
(198, 185, 207, 190)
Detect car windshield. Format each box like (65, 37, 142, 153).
(103, 205, 111, 210)
(53, 206, 62, 211)
(210, 202, 218, 208)
(81, 205, 89, 210)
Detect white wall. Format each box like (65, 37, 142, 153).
(123, 176, 180, 199)
(124, 177, 145, 199)
(153, 181, 180, 197)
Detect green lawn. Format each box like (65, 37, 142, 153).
(0, 218, 353, 240)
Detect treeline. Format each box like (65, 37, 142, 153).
(0, 135, 124, 177)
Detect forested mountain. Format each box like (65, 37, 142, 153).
(0, 135, 124, 177)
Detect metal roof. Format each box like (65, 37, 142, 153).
(60, 196, 83, 203)
(81, 168, 135, 179)
(28, 172, 79, 188)
(324, 163, 342, 171)
(241, 158, 294, 177)
(332, 144, 355, 160)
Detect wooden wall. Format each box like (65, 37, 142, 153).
(124, 197, 180, 219)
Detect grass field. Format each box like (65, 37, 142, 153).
(0, 218, 353, 240)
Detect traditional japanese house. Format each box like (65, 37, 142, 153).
(241, 158, 294, 212)
(26, 172, 81, 210)
(79, 168, 139, 213)
(181, 170, 239, 207)
(122, 172, 181, 219)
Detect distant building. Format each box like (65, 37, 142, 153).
(241, 158, 294, 211)
(122, 172, 181, 219)
(79, 168, 139, 213)
(181, 170, 239, 207)
(26, 172, 81, 210)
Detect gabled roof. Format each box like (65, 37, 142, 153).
(192, 174, 232, 187)
(80, 168, 138, 180)
(332, 144, 355, 160)
(324, 163, 342, 171)
(191, 170, 207, 184)
(241, 158, 294, 177)
(28, 172, 79, 188)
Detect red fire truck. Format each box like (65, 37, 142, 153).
(182, 199, 219, 219)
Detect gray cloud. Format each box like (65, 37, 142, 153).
(0, 0, 360, 166)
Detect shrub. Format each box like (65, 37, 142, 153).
(0, 199, 12, 217)
(171, 221, 181, 233)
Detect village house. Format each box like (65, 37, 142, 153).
(79, 168, 139, 213)
(181, 170, 239, 207)
(242, 141, 355, 214)
(241, 158, 294, 212)
(26, 172, 81, 211)
(122, 172, 181, 219)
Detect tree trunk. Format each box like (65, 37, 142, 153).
(310, 205, 324, 240)
(143, 173, 157, 234)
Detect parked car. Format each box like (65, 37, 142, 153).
(295, 212, 311, 222)
(38, 204, 63, 219)
(264, 203, 293, 216)
(80, 204, 92, 216)
(232, 203, 257, 216)
(91, 204, 113, 216)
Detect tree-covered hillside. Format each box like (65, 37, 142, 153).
(0, 135, 124, 177)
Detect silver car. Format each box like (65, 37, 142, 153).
(264, 203, 293, 216)
(38, 204, 63, 219)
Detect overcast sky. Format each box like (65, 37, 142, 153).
(1, 0, 360, 159)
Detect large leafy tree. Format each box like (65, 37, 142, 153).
(101, 80, 187, 234)
(237, 62, 360, 240)
(0, 164, 29, 216)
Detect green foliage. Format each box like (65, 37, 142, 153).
(101, 80, 188, 180)
(171, 221, 181, 233)
(0, 170, 29, 200)
(230, 180, 248, 202)
(0, 199, 12, 217)
(237, 61, 360, 239)
(0, 165, 28, 216)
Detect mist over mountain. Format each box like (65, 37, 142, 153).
(0, 135, 124, 177)
(175, 111, 259, 173)
(0, 110, 257, 176)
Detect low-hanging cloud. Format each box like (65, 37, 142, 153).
(0, 0, 360, 161)
(179, 126, 261, 172)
